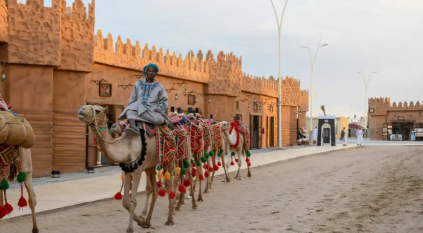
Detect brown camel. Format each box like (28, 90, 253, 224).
(0, 147, 38, 233)
(78, 105, 175, 233)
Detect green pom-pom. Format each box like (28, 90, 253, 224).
(217, 152, 222, 157)
(219, 149, 224, 154)
(191, 159, 195, 164)
(196, 159, 201, 166)
(0, 178, 9, 191)
(17, 172, 27, 183)
(231, 152, 235, 156)
(156, 166, 160, 170)
(209, 151, 215, 157)
(183, 160, 190, 169)
(181, 167, 186, 175)
(246, 151, 251, 157)
(201, 157, 207, 163)
(204, 152, 209, 159)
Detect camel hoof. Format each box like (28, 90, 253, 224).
(204, 189, 209, 194)
(165, 220, 175, 226)
(197, 197, 204, 202)
(192, 204, 198, 210)
(175, 206, 181, 211)
(248, 173, 252, 178)
(126, 228, 134, 233)
(32, 228, 39, 233)
(141, 223, 151, 229)
(237, 177, 243, 180)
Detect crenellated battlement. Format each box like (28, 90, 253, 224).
(369, 97, 423, 116)
(93, 30, 210, 83)
(241, 74, 278, 97)
(61, 0, 94, 21)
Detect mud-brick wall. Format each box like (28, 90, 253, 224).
(370, 115, 385, 140)
(5, 65, 54, 176)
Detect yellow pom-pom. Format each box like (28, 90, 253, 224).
(120, 174, 123, 182)
(164, 171, 171, 180)
(175, 167, 181, 175)
(158, 171, 164, 180)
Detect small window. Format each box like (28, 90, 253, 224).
(369, 108, 375, 113)
(188, 94, 195, 105)
(236, 101, 239, 109)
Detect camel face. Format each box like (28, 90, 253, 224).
(77, 105, 108, 126)
(218, 121, 230, 131)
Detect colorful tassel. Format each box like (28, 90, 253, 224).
(158, 189, 167, 197)
(208, 167, 213, 173)
(204, 171, 209, 178)
(5, 203, 13, 215)
(191, 169, 197, 178)
(235, 159, 239, 163)
(17, 172, 27, 183)
(246, 158, 250, 163)
(219, 149, 224, 154)
(184, 160, 190, 169)
(170, 191, 176, 199)
(199, 173, 204, 180)
(246, 151, 251, 157)
(248, 162, 251, 166)
(201, 157, 206, 163)
(178, 185, 186, 194)
(209, 151, 215, 157)
(214, 165, 219, 171)
(184, 179, 191, 187)
(204, 152, 209, 159)
(181, 167, 186, 175)
(18, 196, 28, 208)
(157, 180, 163, 188)
(196, 159, 201, 167)
(230, 161, 235, 166)
(217, 161, 222, 166)
(164, 171, 171, 180)
(0, 179, 9, 191)
(231, 152, 235, 156)
(217, 152, 222, 157)
(114, 192, 122, 200)
(175, 167, 181, 175)
(0, 206, 6, 219)
(157, 171, 164, 180)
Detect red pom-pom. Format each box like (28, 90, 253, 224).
(199, 174, 205, 180)
(178, 184, 186, 194)
(158, 189, 167, 197)
(114, 192, 122, 200)
(170, 191, 176, 199)
(157, 180, 163, 188)
(191, 169, 197, 178)
(204, 171, 209, 178)
(230, 161, 235, 166)
(213, 165, 219, 171)
(184, 179, 191, 187)
(129, 193, 132, 198)
(235, 159, 239, 162)
(5, 203, 13, 215)
(208, 167, 213, 172)
(248, 162, 251, 166)
(0, 206, 7, 219)
(18, 196, 28, 208)
(246, 158, 250, 163)
(217, 161, 222, 166)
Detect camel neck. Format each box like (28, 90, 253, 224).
(92, 127, 129, 164)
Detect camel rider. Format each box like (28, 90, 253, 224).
(118, 63, 174, 137)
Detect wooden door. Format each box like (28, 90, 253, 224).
(258, 116, 263, 149)
(266, 116, 269, 147)
(250, 114, 254, 150)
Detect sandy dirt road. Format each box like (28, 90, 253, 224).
(2, 146, 423, 233)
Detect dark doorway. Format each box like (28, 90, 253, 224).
(250, 115, 263, 149)
(270, 117, 275, 147)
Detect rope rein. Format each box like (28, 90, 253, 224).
(87, 105, 120, 144)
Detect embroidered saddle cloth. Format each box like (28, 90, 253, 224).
(0, 143, 19, 167)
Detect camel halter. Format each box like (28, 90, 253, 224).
(87, 105, 119, 144)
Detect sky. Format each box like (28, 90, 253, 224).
(36, 0, 423, 118)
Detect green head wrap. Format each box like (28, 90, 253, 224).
(143, 63, 159, 76)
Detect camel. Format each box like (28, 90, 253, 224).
(110, 117, 199, 211)
(0, 147, 38, 233)
(218, 120, 252, 181)
(78, 105, 175, 233)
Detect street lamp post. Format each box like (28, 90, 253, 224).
(270, 0, 289, 149)
(300, 39, 328, 144)
(358, 70, 377, 135)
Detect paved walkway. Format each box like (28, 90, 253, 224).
(2, 145, 359, 220)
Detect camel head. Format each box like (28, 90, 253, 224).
(218, 121, 230, 131)
(78, 105, 109, 126)
(110, 120, 128, 135)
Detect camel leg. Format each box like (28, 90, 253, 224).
(0, 171, 3, 206)
(122, 171, 138, 233)
(204, 158, 212, 193)
(197, 166, 204, 202)
(24, 173, 39, 233)
(210, 154, 217, 188)
(221, 153, 231, 183)
(187, 170, 198, 209)
(246, 149, 252, 178)
(234, 150, 243, 180)
(140, 173, 151, 219)
(165, 165, 175, 226)
(143, 169, 158, 228)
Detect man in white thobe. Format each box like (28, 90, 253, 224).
(313, 127, 318, 144)
(341, 127, 348, 146)
(356, 128, 364, 146)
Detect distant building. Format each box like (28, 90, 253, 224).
(306, 116, 349, 139)
(368, 97, 423, 140)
